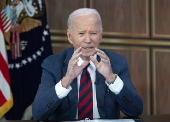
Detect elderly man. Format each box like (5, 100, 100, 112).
(32, 8, 143, 120)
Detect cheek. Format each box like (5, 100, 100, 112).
(72, 40, 82, 48)
(75, 37, 84, 45)
(93, 35, 102, 40)
(93, 37, 101, 45)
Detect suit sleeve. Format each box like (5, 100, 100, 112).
(32, 58, 63, 120)
(114, 57, 143, 117)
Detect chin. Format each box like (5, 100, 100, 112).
(83, 49, 96, 55)
(82, 52, 95, 57)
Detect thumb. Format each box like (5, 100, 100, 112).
(80, 61, 89, 69)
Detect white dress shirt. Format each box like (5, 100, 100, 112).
(55, 54, 124, 119)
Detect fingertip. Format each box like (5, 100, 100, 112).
(85, 60, 90, 65)
(77, 47, 81, 50)
(75, 47, 82, 53)
(81, 61, 89, 68)
(90, 56, 94, 60)
(90, 56, 96, 63)
(96, 52, 100, 55)
(76, 47, 79, 51)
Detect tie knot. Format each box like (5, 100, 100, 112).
(84, 63, 90, 71)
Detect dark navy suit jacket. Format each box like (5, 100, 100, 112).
(32, 48, 143, 120)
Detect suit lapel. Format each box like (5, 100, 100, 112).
(62, 48, 78, 119)
(95, 55, 107, 118)
(62, 48, 74, 76)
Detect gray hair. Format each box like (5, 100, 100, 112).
(67, 8, 102, 31)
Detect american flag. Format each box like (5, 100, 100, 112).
(0, 14, 13, 118)
(0, 5, 14, 32)
(0, 5, 21, 59)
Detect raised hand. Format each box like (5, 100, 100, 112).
(62, 47, 89, 88)
(90, 48, 116, 82)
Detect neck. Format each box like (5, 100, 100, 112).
(81, 56, 90, 61)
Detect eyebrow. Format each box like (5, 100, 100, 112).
(78, 31, 85, 32)
(77, 30, 98, 32)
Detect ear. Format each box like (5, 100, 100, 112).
(67, 29, 73, 44)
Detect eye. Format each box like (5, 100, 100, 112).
(91, 33, 97, 35)
(78, 33, 84, 35)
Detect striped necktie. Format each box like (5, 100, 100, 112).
(78, 64, 93, 119)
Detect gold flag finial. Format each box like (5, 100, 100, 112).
(0, 0, 6, 12)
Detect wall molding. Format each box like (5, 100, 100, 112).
(51, 36, 170, 47)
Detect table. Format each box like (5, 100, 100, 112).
(2, 115, 170, 122)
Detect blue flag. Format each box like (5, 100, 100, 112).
(4, 0, 52, 119)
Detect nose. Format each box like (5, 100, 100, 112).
(84, 33, 91, 43)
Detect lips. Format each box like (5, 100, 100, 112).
(83, 47, 93, 50)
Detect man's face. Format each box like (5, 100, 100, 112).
(67, 14, 102, 60)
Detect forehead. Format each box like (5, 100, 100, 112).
(72, 14, 100, 30)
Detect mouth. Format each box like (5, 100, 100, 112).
(82, 47, 93, 50)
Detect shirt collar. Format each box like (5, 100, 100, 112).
(77, 54, 97, 69)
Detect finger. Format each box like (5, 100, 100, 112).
(90, 56, 99, 66)
(95, 48, 108, 59)
(101, 58, 110, 65)
(74, 47, 82, 55)
(71, 47, 82, 60)
(71, 58, 79, 67)
(71, 51, 82, 62)
(97, 51, 108, 60)
(68, 59, 79, 69)
(80, 61, 89, 69)
(95, 48, 105, 55)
